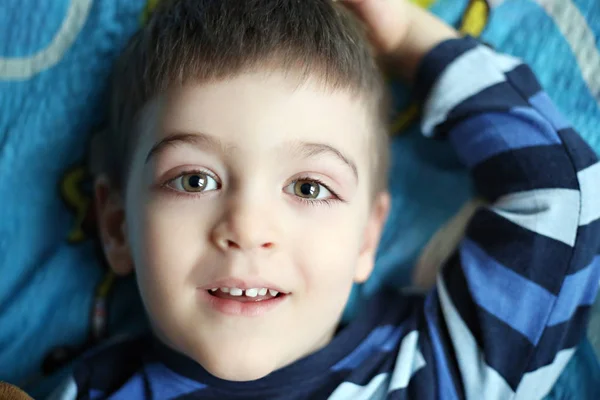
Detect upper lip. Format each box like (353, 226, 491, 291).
(198, 277, 289, 294)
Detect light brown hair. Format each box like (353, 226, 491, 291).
(105, 0, 390, 193)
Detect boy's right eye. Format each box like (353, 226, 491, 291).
(166, 172, 220, 193)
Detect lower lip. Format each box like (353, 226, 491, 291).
(199, 290, 288, 317)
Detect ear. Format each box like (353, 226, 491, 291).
(355, 192, 391, 283)
(95, 175, 133, 276)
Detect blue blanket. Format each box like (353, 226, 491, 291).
(0, 0, 598, 397)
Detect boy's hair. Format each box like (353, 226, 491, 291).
(106, 0, 390, 194)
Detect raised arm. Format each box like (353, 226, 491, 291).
(339, 1, 600, 398)
(415, 35, 600, 398)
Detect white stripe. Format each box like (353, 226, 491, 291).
(491, 188, 580, 246)
(0, 0, 93, 80)
(47, 376, 78, 400)
(327, 373, 389, 400)
(514, 347, 576, 399)
(533, 0, 600, 105)
(578, 162, 600, 226)
(437, 276, 515, 400)
(388, 331, 427, 391)
(422, 45, 521, 136)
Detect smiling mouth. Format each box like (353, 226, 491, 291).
(207, 287, 286, 303)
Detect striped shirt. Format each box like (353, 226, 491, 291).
(55, 36, 600, 400)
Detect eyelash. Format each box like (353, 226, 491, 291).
(291, 176, 343, 206)
(160, 169, 220, 199)
(161, 171, 344, 205)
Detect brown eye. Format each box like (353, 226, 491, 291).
(169, 172, 219, 193)
(182, 174, 207, 192)
(294, 180, 320, 199)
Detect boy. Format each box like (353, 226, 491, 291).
(55, 0, 600, 398)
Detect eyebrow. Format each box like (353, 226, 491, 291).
(145, 132, 229, 164)
(146, 132, 358, 181)
(290, 141, 359, 182)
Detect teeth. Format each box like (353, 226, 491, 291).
(212, 287, 283, 297)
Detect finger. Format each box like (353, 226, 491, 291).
(338, 0, 405, 52)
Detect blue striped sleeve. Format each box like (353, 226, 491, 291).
(414, 37, 600, 399)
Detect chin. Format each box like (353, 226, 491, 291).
(201, 353, 278, 382)
(176, 334, 282, 381)
(208, 365, 274, 382)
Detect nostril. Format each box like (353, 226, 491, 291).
(262, 242, 274, 249)
(227, 240, 240, 249)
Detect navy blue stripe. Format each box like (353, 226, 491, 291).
(414, 36, 480, 103)
(76, 389, 91, 400)
(75, 337, 149, 394)
(557, 127, 599, 172)
(414, 333, 442, 399)
(525, 306, 591, 372)
(504, 64, 543, 100)
(307, 372, 351, 399)
(174, 372, 327, 400)
(388, 385, 409, 399)
(388, 367, 433, 400)
(437, 81, 531, 136)
(568, 219, 600, 275)
(475, 307, 535, 390)
(176, 387, 286, 400)
(442, 253, 484, 347)
(471, 144, 579, 201)
(442, 255, 533, 390)
(466, 208, 573, 295)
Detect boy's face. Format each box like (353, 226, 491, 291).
(99, 71, 389, 381)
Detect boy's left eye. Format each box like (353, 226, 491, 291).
(167, 172, 220, 193)
(284, 179, 333, 200)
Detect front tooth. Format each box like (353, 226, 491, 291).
(245, 288, 258, 297)
(230, 288, 243, 296)
(210, 288, 218, 292)
(269, 289, 279, 297)
(258, 288, 268, 296)
(220, 287, 230, 293)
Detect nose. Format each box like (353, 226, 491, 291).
(211, 198, 277, 252)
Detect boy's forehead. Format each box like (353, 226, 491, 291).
(139, 72, 373, 167)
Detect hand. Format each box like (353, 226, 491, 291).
(338, 0, 459, 80)
(336, 0, 414, 57)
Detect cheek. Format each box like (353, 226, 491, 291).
(287, 208, 363, 333)
(291, 207, 363, 292)
(128, 195, 214, 291)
